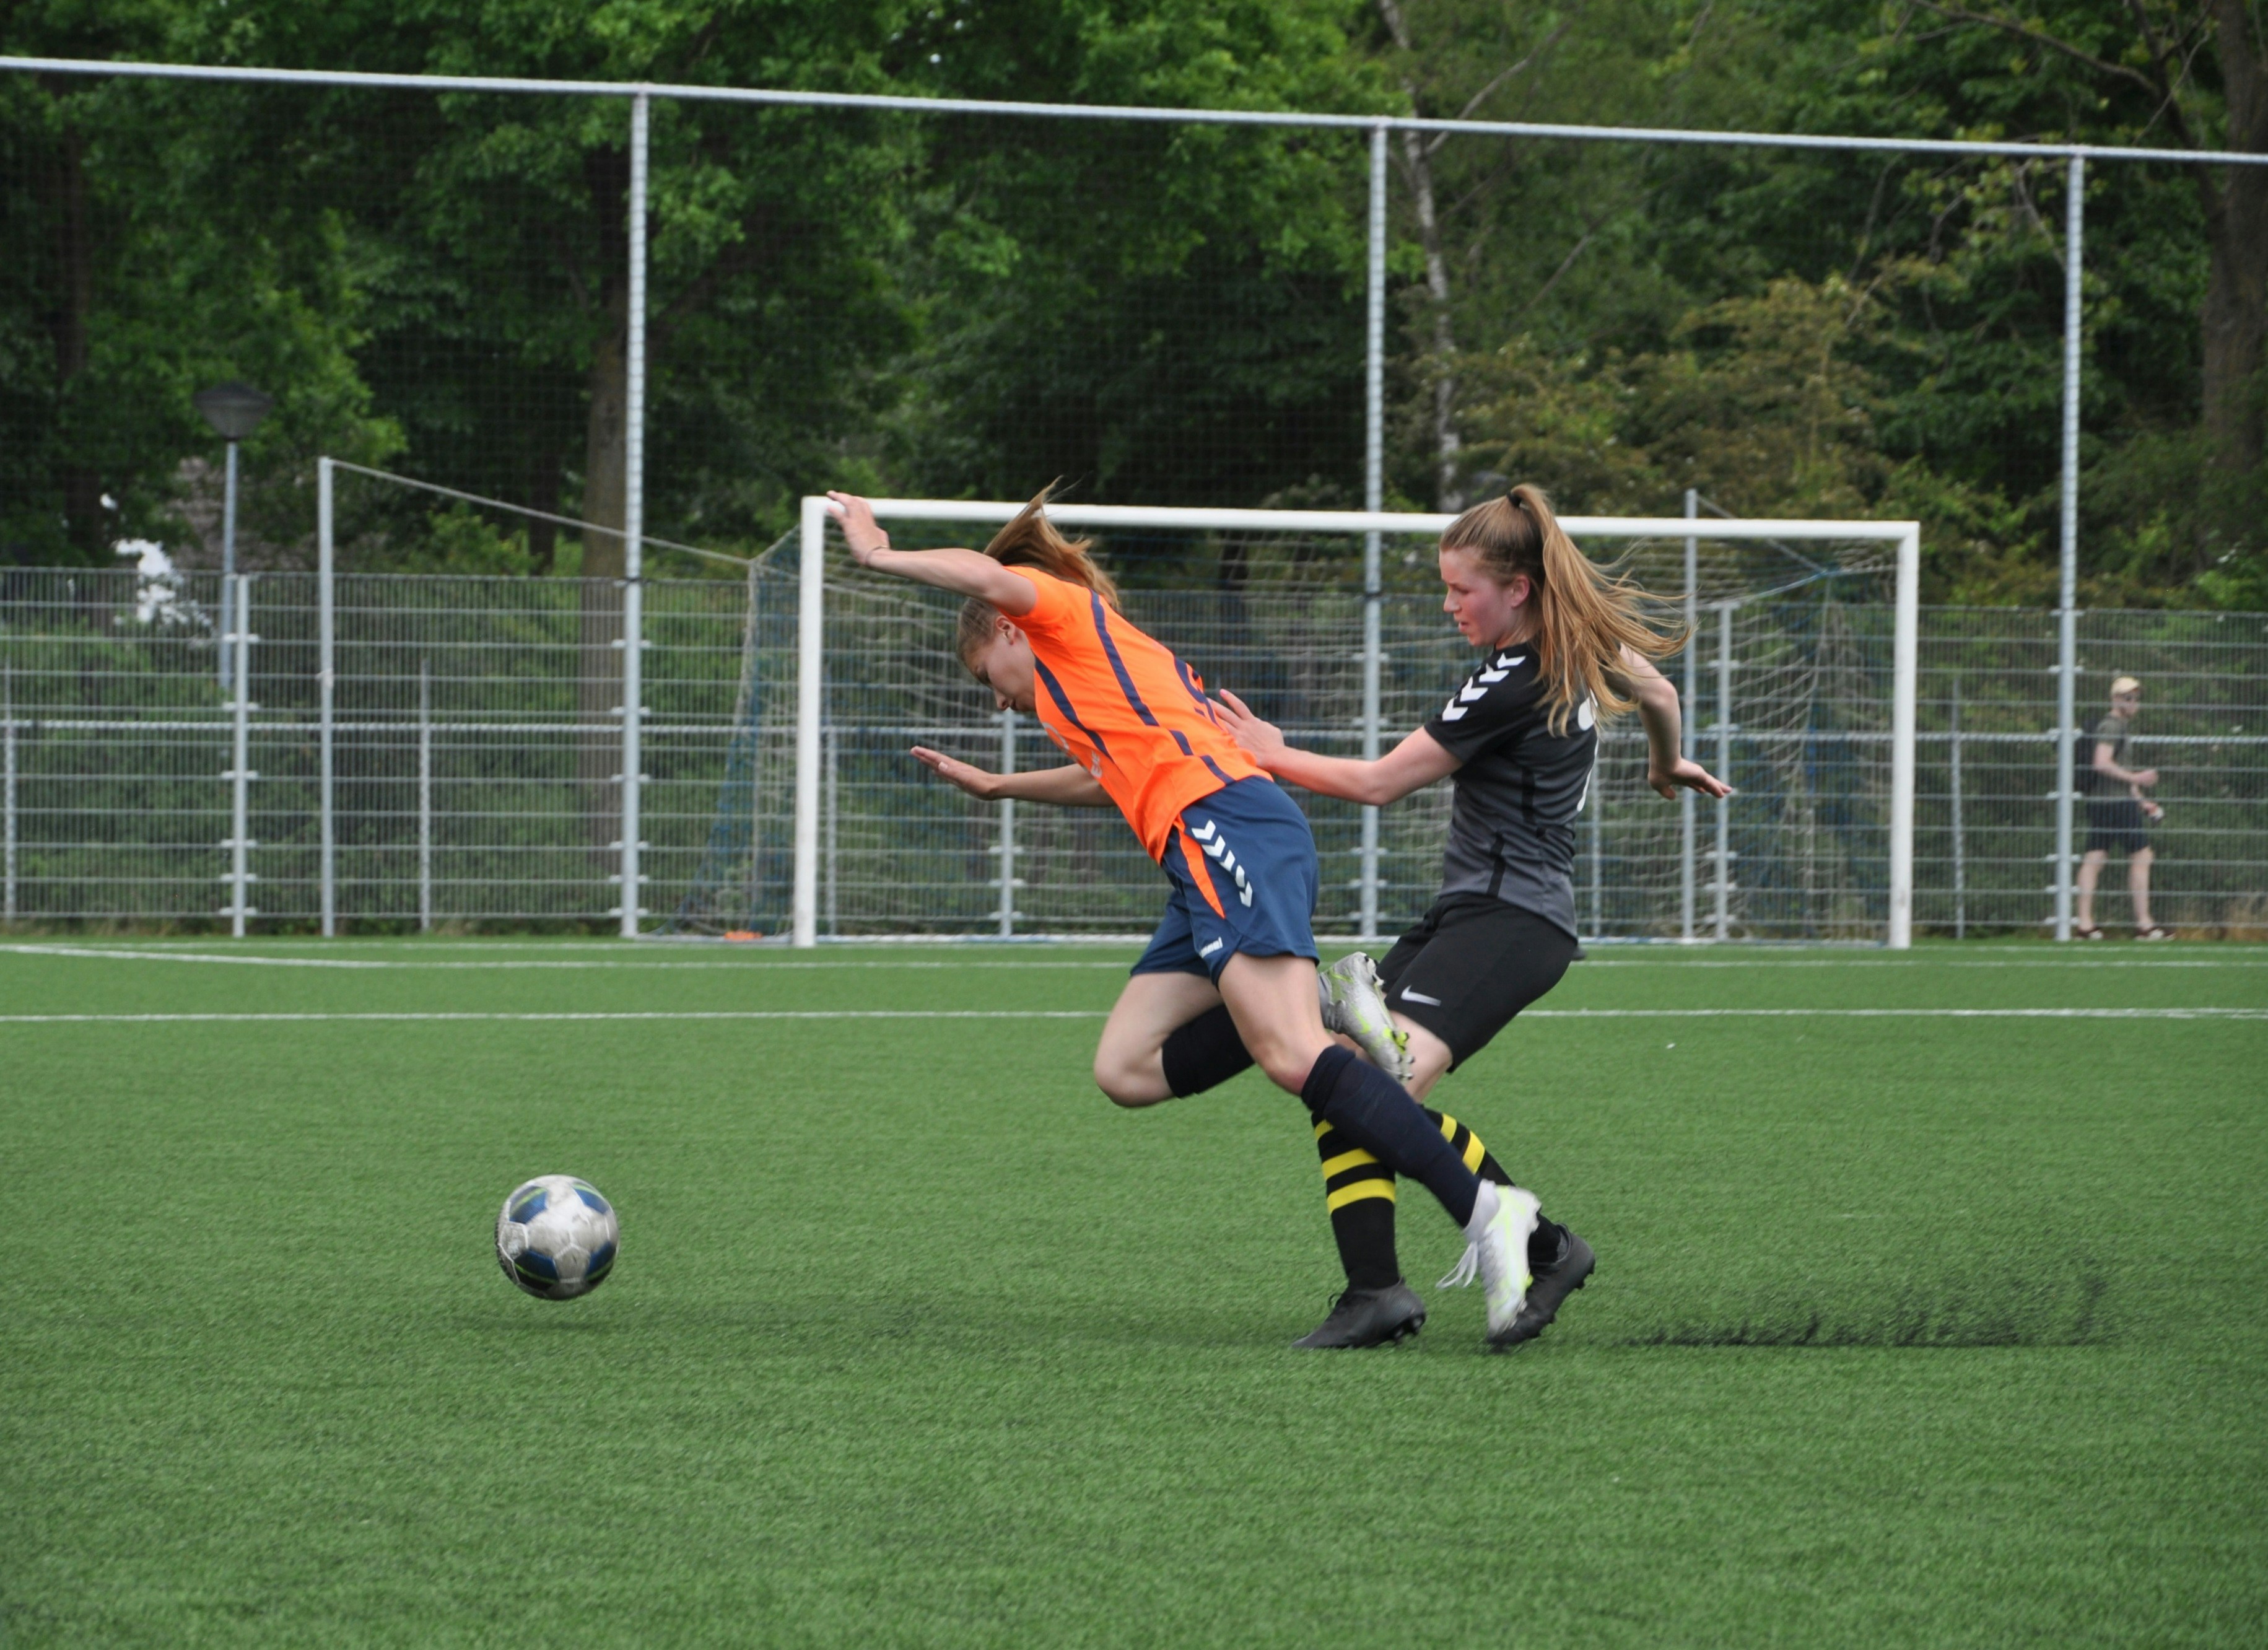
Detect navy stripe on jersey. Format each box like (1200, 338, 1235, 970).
(1172, 660, 1221, 723)
(1201, 754, 1236, 788)
(1032, 657, 1115, 768)
(1170, 730, 1194, 755)
(1089, 592, 1162, 728)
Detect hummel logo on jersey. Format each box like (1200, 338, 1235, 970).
(1442, 652, 1528, 720)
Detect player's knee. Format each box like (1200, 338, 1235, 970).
(1244, 1032, 1324, 1096)
(1092, 1050, 1164, 1108)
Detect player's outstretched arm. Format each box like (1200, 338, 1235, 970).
(1608, 647, 1731, 801)
(826, 492, 1037, 614)
(1212, 690, 1458, 805)
(910, 746, 1110, 806)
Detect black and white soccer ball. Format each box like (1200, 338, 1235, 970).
(495, 1176, 619, 1300)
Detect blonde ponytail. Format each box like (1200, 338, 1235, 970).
(955, 484, 1121, 662)
(1439, 484, 1684, 735)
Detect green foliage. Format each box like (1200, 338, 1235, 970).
(0, 0, 2259, 605)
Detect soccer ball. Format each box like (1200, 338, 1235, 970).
(495, 1176, 619, 1300)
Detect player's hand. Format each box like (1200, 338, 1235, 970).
(910, 745, 998, 800)
(2142, 799, 2165, 821)
(1210, 689, 1288, 767)
(1649, 756, 1732, 801)
(825, 491, 891, 566)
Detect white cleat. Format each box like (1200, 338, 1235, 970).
(1437, 1181, 1542, 1340)
(1318, 951, 1413, 1086)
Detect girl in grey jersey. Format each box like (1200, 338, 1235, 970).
(1213, 484, 1727, 1348)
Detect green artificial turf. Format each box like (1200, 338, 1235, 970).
(2, 939, 2263, 1646)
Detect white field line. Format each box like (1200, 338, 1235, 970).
(0, 945, 1135, 971)
(0, 1008, 2261, 1025)
(5, 944, 2264, 972)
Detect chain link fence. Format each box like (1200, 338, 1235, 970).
(9, 559, 2257, 937)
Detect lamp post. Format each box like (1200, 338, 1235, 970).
(193, 382, 272, 691)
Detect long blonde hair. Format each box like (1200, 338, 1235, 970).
(954, 485, 1121, 663)
(1441, 484, 1684, 735)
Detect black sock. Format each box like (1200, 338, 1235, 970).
(1160, 1004, 1255, 1098)
(1298, 1046, 1480, 1228)
(1428, 1105, 1564, 1267)
(1322, 1104, 1564, 1281)
(1313, 1119, 1401, 1291)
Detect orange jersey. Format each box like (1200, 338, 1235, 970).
(1005, 567, 1265, 861)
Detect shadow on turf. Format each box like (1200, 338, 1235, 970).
(1628, 1272, 2111, 1348)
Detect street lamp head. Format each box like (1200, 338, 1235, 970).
(193, 381, 274, 443)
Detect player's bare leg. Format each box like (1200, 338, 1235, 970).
(1093, 970, 1223, 1107)
(1389, 1015, 1455, 1102)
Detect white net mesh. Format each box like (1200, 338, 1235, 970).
(663, 509, 1908, 940)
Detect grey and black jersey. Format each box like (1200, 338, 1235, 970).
(1423, 646, 1599, 940)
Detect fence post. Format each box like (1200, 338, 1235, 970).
(1358, 122, 1387, 941)
(227, 575, 254, 938)
(1950, 671, 1965, 941)
(418, 656, 432, 933)
(2, 662, 15, 924)
(318, 456, 336, 937)
(617, 89, 650, 940)
(1714, 600, 1734, 941)
(1588, 764, 1603, 939)
(998, 707, 1017, 938)
(1681, 487, 1697, 941)
(219, 441, 238, 694)
(792, 495, 825, 947)
(2053, 154, 2085, 942)
(824, 717, 839, 936)
(1889, 524, 1919, 948)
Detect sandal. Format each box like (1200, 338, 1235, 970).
(2135, 926, 2173, 941)
(2072, 923, 2105, 941)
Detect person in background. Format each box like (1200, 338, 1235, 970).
(2075, 674, 2170, 941)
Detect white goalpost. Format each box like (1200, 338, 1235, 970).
(789, 498, 1920, 951)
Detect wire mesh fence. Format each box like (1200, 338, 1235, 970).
(3, 559, 2261, 937)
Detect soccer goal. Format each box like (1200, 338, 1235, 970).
(666, 499, 1918, 948)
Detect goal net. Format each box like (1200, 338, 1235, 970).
(662, 501, 1918, 945)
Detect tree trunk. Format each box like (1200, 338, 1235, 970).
(525, 455, 560, 575)
(577, 287, 629, 858)
(44, 121, 103, 562)
(1376, 0, 1462, 510)
(2200, 0, 2268, 471)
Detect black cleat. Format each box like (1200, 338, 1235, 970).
(1293, 1281, 1428, 1348)
(1487, 1228, 1595, 1351)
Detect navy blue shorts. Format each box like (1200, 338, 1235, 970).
(1132, 775, 1320, 982)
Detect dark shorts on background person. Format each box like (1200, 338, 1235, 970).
(2086, 797, 2150, 855)
(1132, 775, 1320, 982)
(1374, 894, 1577, 1070)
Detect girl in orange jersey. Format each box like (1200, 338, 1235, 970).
(826, 488, 1542, 1347)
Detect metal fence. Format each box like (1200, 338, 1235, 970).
(7, 563, 2259, 937)
(6, 56, 2268, 943)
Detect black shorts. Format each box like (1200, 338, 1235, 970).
(1374, 894, 1577, 1072)
(2085, 797, 2150, 855)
